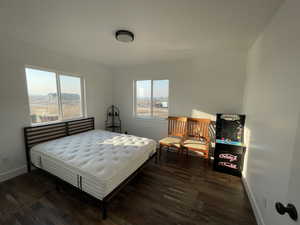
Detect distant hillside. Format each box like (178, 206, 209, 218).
(30, 93, 80, 104)
(48, 93, 80, 100)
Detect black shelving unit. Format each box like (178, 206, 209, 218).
(105, 105, 121, 133)
(213, 114, 246, 177)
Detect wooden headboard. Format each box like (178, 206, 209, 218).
(24, 117, 95, 172)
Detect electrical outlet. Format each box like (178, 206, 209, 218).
(262, 197, 268, 209)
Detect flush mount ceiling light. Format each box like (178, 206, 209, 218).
(115, 30, 134, 43)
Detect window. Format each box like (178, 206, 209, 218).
(134, 80, 169, 119)
(25, 67, 85, 124)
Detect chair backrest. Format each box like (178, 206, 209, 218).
(187, 118, 211, 142)
(168, 116, 188, 137)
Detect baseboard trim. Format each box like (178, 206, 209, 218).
(0, 166, 27, 183)
(242, 176, 265, 225)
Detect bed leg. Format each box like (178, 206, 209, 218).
(27, 164, 31, 173)
(26, 152, 31, 173)
(102, 201, 107, 220)
(55, 180, 60, 192)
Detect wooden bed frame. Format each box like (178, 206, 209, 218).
(23, 117, 157, 219)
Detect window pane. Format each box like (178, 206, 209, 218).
(25, 68, 59, 124)
(153, 80, 169, 118)
(60, 75, 82, 119)
(136, 80, 151, 117)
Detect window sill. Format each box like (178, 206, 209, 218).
(30, 116, 86, 126)
(134, 117, 168, 122)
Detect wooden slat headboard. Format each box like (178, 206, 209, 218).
(24, 117, 95, 172)
(68, 118, 95, 135)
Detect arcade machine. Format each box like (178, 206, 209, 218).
(213, 114, 246, 177)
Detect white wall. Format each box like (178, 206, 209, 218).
(112, 52, 247, 140)
(0, 37, 113, 181)
(243, 0, 300, 224)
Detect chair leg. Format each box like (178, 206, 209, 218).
(204, 151, 209, 160)
(179, 147, 183, 154)
(159, 144, 162, 160)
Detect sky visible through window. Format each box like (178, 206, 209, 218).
(25, 67, 83, 124)
(25, 68, 81, 95)
(25, 68, 57, 96)
(136, 80, 169, 118)
(153, 80, 168, 98)
(136, 80, 168, 98)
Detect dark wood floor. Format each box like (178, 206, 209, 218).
(0, 151, 257, 225)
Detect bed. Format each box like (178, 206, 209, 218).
(24, 117, 157, 219)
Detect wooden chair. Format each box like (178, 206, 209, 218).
(159, 116, 188, 158)
(182, 118, 211, 159)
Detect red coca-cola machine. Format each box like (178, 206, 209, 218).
(213, 114, 246, 177)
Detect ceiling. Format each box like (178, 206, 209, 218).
(0, 0, 283, 66)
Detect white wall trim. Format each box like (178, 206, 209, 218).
(242, 176, 265, 225)
(0, 166, 27, 183)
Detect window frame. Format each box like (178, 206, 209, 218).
(25, 65, 86, 125)
(133, 79, 169, 120)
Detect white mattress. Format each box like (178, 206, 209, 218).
(31, 129, 157, 200)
